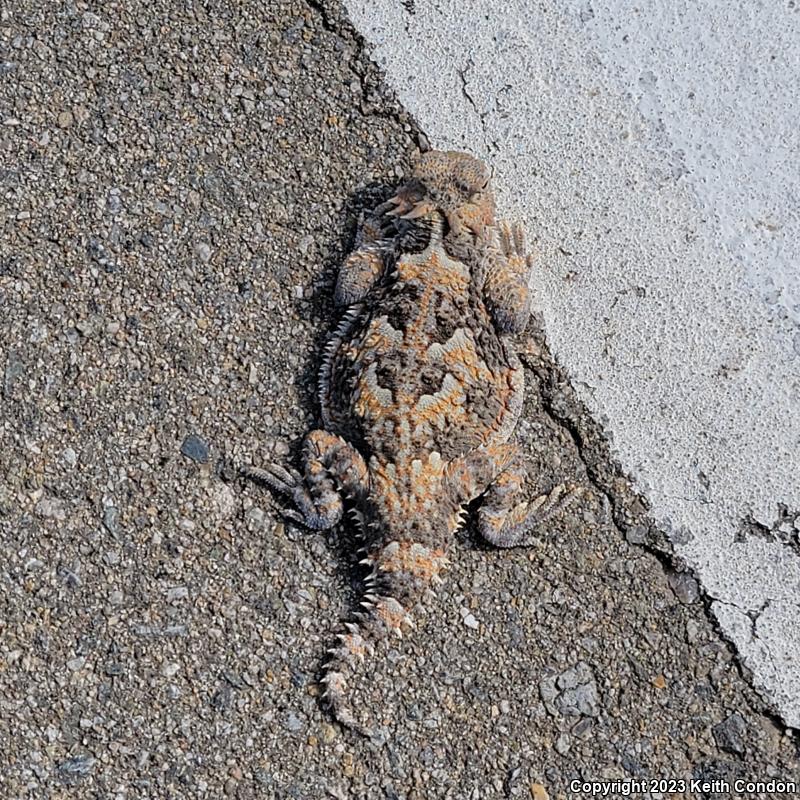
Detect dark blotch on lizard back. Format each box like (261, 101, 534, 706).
(430, 292, 466, 344)
(385, 281, 423, 332)
(417, 364, 444, 396)
(376, 351, 441, 399)
(375, 362, 396, 393)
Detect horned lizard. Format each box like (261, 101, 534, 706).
(246, 150, 578, 737)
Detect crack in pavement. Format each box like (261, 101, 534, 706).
(304, 0, 430, 147)
(523, 345, 798, 741)
(736, 508, 800, 559)
(457, 57, 492, 156)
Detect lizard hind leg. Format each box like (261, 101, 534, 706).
(243, 430, 367, 530)
(479, 462, 582, 548)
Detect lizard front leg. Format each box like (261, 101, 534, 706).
(483, 221, 534, 335)
(334, 211, 390, 307)
(244, 430, 367, 530)
(335, 180, 429, 306)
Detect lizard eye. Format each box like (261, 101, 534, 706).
(453, 176, 474, 194)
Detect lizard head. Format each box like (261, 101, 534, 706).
(385, 151, 496, 258)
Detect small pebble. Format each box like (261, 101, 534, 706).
(195, 241, 212, 263)
(321, 724, 336, 744)
(181, 434, 210, 463)
(58, 755, 95, 776)
(163, 662, 180, 678)
(284, 712, 304, 733)
(167, 586, 189, 602)
(713, 712, 748, 755)
(103, 505, 120, 535)
(668, 571, 700, 604)
(530, 783, 550, 800)
(62, 446, 78, 466)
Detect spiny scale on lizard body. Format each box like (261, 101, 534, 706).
(244, 150, 580, 738)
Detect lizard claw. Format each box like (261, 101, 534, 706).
(242, 462, 302, 495)
(276, 506, 306, 525)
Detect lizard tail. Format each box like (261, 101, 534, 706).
(320, 540, 448, 738)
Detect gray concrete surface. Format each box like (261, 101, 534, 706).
(343, 0, 800, 728)
(1, 1, 799, 798)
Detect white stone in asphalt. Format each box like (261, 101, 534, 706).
(344, 0, 800, 726)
